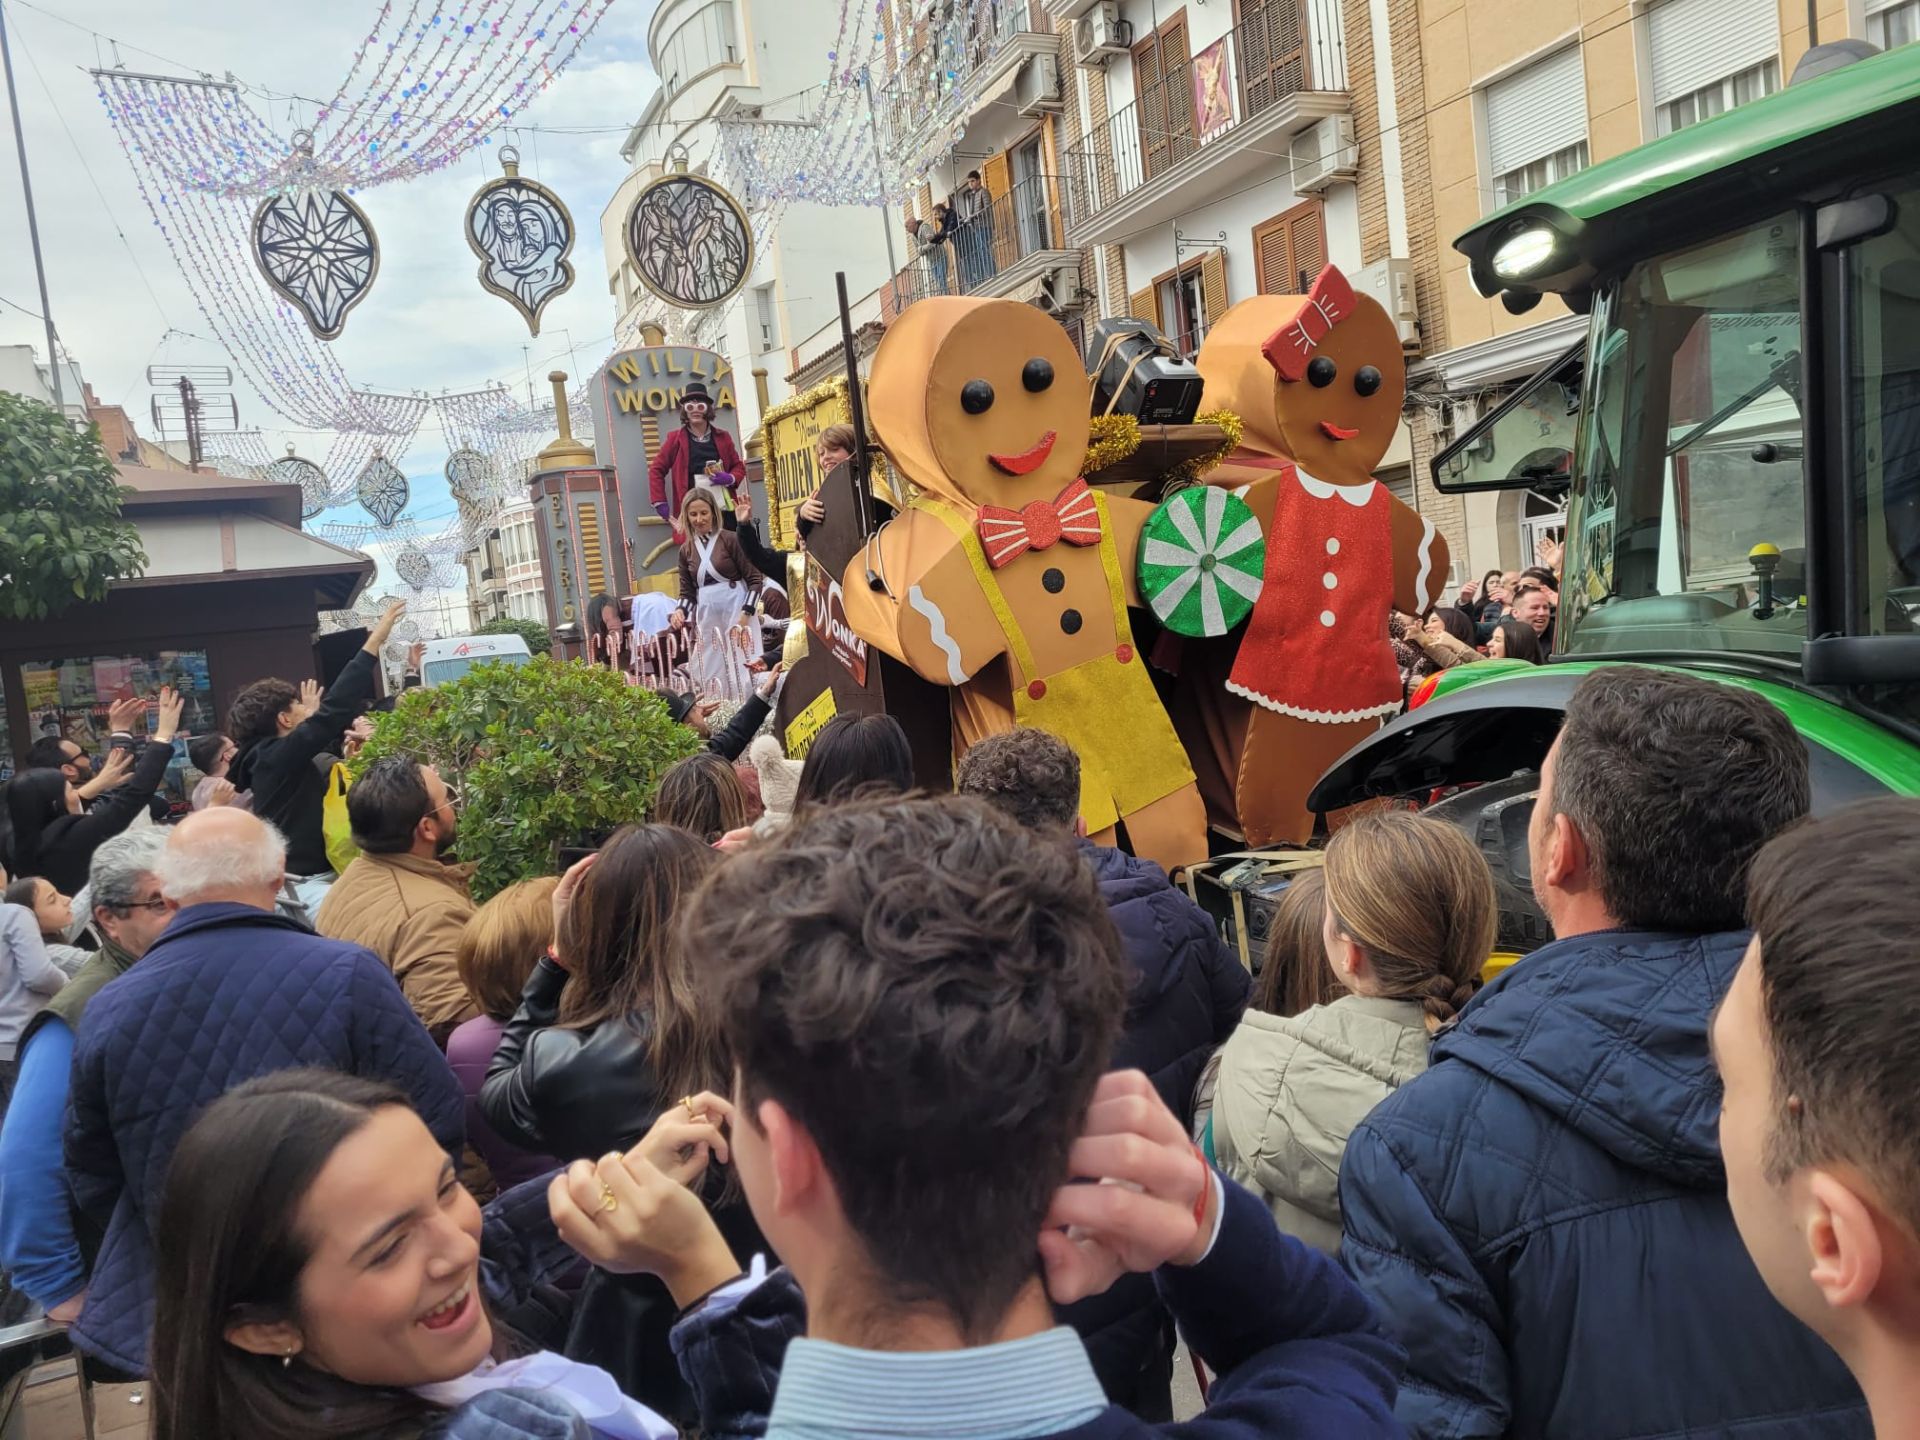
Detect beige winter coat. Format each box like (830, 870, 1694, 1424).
(1210, 994, 1432, 1252)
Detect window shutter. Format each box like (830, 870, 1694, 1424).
(1484, 46, 1588, 177)
(1255, 220, 1291, 294)
(1200, 251, 1229, 329)
(981, 150, 1014, 271)
(1253, 200, 1324, 294)
(1648, 0, 1779, 106)
(1130, 286, 1159, 325)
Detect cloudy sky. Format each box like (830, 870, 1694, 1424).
(0, 0, 664, 619)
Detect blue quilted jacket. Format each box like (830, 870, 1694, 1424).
(64, 902, 465, 1373)
(1338, 928, 1868, 1439)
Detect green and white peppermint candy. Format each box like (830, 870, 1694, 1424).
(1138, 486, 1265, 637)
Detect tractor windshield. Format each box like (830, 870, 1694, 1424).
(1562, 216, 1807, 660)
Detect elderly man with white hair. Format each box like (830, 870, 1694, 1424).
(0, 829, 169, 1323)
(62, 808, 463, 1377)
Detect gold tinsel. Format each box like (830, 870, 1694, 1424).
(1165, 409, 1243, 487)
(1082, 413, 1143, 475)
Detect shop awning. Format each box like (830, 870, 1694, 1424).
(111, 510, 375, 610)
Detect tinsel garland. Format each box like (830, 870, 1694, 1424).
(1082, 414, 1142, 475)
(1166, 410, 1244, 487)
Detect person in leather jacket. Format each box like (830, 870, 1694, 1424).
(480, 824, 764, 1422)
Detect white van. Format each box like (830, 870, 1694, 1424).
(418, 633, 535, 688)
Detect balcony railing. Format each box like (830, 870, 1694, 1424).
(875, 1, 1051, 169)
(1065, 1, 1347, 234)
(880, 173, 1074, 318)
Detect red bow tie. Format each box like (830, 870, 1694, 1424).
(976, 478, 1101, 569)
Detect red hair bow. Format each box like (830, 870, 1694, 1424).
(1262, 264, 1357, 382)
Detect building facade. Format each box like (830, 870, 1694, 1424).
(497, 500, 550, 625)
(600, 0, 903, 437)
(1393, 0, 1903, 583)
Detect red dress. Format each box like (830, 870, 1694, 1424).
(1226, 469, 1403, 723)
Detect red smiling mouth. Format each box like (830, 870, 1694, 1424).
(989, 431, 1058, 475)
(1321, 421, 1361, 441)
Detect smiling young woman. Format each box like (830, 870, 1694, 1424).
(149, 1069, 736, 1440)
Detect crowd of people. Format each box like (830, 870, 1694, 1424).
(2, 553, 1917, 1439)
(1390, 542, 1562, 699)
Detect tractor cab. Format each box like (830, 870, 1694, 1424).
(1310, 39, 1920, 950)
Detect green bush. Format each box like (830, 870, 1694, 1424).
(358, 657, 699, 899)
(476, 616, 552, 655)
(0, 392, 146, 620)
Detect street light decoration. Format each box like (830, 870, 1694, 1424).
(624, 155, 754, 310)
(445, 447, 499, 502)
(355, 453, 410, 527)
(263, 444, 332, 520)
(250, 142, 380, 340)
(464, 147, 577, 336)
(395, 546, 434, 591)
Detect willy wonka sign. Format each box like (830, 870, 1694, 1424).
(587, 344, 741, 531)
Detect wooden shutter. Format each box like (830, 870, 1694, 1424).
(980, 149, 1016, 273)
(1253, 199, 1325, 294)
(1130, 285, 1160, 325)
(1132, 30, 1168, 180)
(1134, 12, 1196, 181)
(1199, 252, 1229, 340)
(1238, 0, 1306, 117)
(1160, 15, 1196, 172)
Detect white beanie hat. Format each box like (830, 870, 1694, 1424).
(749, 734, 804, 824)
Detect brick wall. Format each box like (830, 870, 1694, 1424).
(1389, 0, 1447, 358)
(1347, 0, 1392, 267)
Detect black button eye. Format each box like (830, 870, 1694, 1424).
(1354, 365, 1383, 397)
(961, 379, 995, 414)
(1307, 356, 1337, 388)
(1022, 358, 1054, 392)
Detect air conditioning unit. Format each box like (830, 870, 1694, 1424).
(1015, 54, 1064, 116)
(1354, 256, 1420, 349)
(1290, 115, 1359, 194)
(1073, 3, 1132, 66)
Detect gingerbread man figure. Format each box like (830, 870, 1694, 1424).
(1192, 264, 1448, 846)
(843, 297, 1208, 873)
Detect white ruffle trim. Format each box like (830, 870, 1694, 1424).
(1224, 680, 1402, 724)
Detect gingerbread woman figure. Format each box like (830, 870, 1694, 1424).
(843, 297, 1208, 873)
(1192, 263, 1448, 846)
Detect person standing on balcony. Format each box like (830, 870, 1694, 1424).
(953, 169, 997, 289)
(909, 209, 953, 296)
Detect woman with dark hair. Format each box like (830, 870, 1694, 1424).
(149, 1068, 733, 1440)
(677, 490, 764, 700)
(792, 713, 915, 809)
(3, 876, 87, 977)
(6, 688, 182, 894)
(649, 754, 749, 844)
(648, 382, 743, 539)
(584, 593, 628, 671)
(480, 827, 760, 1414)
(188, 733, 248, 811)
(1489, 617, 1546, 664)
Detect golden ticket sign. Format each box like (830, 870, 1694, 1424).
(783, 685, 838, 759)
(764, 382, 850, 552)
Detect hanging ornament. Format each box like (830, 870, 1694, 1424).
(355, 453, 410, 526)
(252, 136, 380, 340)
(464, 145, 577, 336)
(624, 147, 754, 310)
(395, 546, 434, 590)
(264, 444, 333, 522)
(445, 447, 500, 502)
(1137, 486, 1266, 638)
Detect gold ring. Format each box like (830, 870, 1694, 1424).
(681, 1095, 698, 1120)
(598, 1183, 618, 1213)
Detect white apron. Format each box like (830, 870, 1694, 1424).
(690, 532, 758, 701)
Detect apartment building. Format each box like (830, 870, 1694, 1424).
(498, 500, 550, 626)
(599, 0, 900, 435)
(1392, 0, 1910, 581)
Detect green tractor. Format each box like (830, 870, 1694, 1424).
(1309, 38, 1920, 955)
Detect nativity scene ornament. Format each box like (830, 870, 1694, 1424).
(464, 147, 577, 335)
(251, 133, 380, 342)
(623, 149, 754, 310)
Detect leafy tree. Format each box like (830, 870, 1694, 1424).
(358, 656, 698, 899)
(0, 393, 146, 620)
(475, 615, 552, 655)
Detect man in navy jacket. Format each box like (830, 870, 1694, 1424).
(1339, 667, 1869, 1438)
(553, 796, 1403, 1440)
(64, 808, 463, 1376)
(957, 726, 1249, 1418)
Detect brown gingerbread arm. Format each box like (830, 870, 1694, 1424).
(840, 510, 1005, 685)
(1387, 494, 1449, 617)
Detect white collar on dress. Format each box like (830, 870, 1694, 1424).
(1294, 467, 1376, 507)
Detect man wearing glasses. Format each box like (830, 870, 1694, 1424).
(0, 831, 172, 1326)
